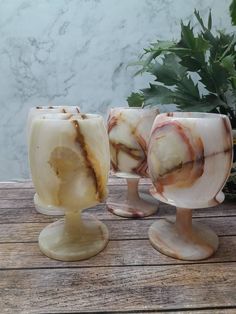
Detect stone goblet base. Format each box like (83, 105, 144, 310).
(39, 211, 109, 261)
(106, 175, 158, 218)
(149, 206, 219, 261)
(34, 193, 64, 216)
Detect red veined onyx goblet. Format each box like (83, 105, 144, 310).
(148, 112, 233, 260)
(106, 107, 159, 218)
(28, 112, 110, 261)
(27, 106, 80, 215)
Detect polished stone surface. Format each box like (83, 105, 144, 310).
(148, 112, 233, 260)
(108, 107, 158, 177)
(29, 113, 110, 260)
(148, 112, 233, 208)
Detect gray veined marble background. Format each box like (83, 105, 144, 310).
(0, 0, 233, 180)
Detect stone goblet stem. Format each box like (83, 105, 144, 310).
(39, 206, 109, 262)
(126, 178, 140, 202)
(107, 177, 158, 218)
(64, 209, 84, 234)
(149, 207, 219, 261)
(176, 207, 192, 236)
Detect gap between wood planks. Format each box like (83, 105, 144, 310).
(31, 307, 236, 313)
(0, 237, 235, 270)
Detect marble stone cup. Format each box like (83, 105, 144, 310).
(28, 112, 110, 261)
(148, 112, 233, 260)
(27, 106, 80, 215)
(106, 107, 159, 218)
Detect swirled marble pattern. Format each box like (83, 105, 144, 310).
(0, 0, 232, 179)
(29, 113, 110, 210)
(148, 112, 233, 208)
(108, 107, 158, 177)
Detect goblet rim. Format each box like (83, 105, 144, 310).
(31, 105, 80, 110)
(158, 112, 230, 120)
(108, 106, 159, 112)
(33, 112, 102, 121)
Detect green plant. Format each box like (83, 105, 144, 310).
(127, 4, 236, 194)
(127, 8, 236, 128)
(230, 0, 236, 25)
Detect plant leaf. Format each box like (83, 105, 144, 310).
(142, 84, 175, 106)
(211, 62, 229, 92)
(127, 92, 144, 107)
(179, 56, 202, 71)
(194, 9, 217, 45)
(198, 62, 229, 93)
(180, 21, 195, 49)
(194, 9, 207, 30)
(230, 0, 236, 25)
(176, 75, 200, 99)
(208, 10, 212, 30)
(199, 68, 217, 92)
(221, 55, 236, 76)
(176, 93, 220, 112)
(148, 53, 187, 86)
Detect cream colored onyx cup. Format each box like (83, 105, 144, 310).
(106, 107, 159, 218)
(28, 113, 110, 261)
(27, 106, 80, 215)
(148, 112, 233, 260)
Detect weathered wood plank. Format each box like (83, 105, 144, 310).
(0, 180, 34, 189)
(0, 184, 152, 200)
(0, 236, 235, 269)
(0, 183, 235, 225)
(1, 185, 235, 215)
(0, 216, 235, 243)
(0, 201, 235, 224)
(0, 188, 35, 199)
(0, 179, 235, 313)
(0, 263, 235, 313)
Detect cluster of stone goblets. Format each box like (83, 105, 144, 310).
(28, 106, 233, 262)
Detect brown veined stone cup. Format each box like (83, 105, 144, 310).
(28, 112, 110, 261)
(106, 106, 159, 218)
(148, 112, 233, 260)
(27, 106, 80, 215)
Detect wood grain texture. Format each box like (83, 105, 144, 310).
(0, 185, 235, 223)
(1, 202, 236, 224)
(0, 184, 153, 201)
(0, 236, 235, 269)
(0, 216, 235, 243)
(0, 180, 235, 314)
(0, 263, 235, 313)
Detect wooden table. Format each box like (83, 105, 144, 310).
(0, 178, 236, 314)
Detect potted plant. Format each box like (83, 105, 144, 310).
(127, 4, 236, 198)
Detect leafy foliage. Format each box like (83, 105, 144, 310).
(230, 0, 236, 25)
(127, 8, 236, 128)
(127, 92, 144, 107)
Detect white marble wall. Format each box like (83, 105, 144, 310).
(0, 0, 232, 180)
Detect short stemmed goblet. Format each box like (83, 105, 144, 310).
(28, 113, 110, 261)
(106, 107, 159, 218)
(27, 106, 80, 215)
(148, 112, 233, 260)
